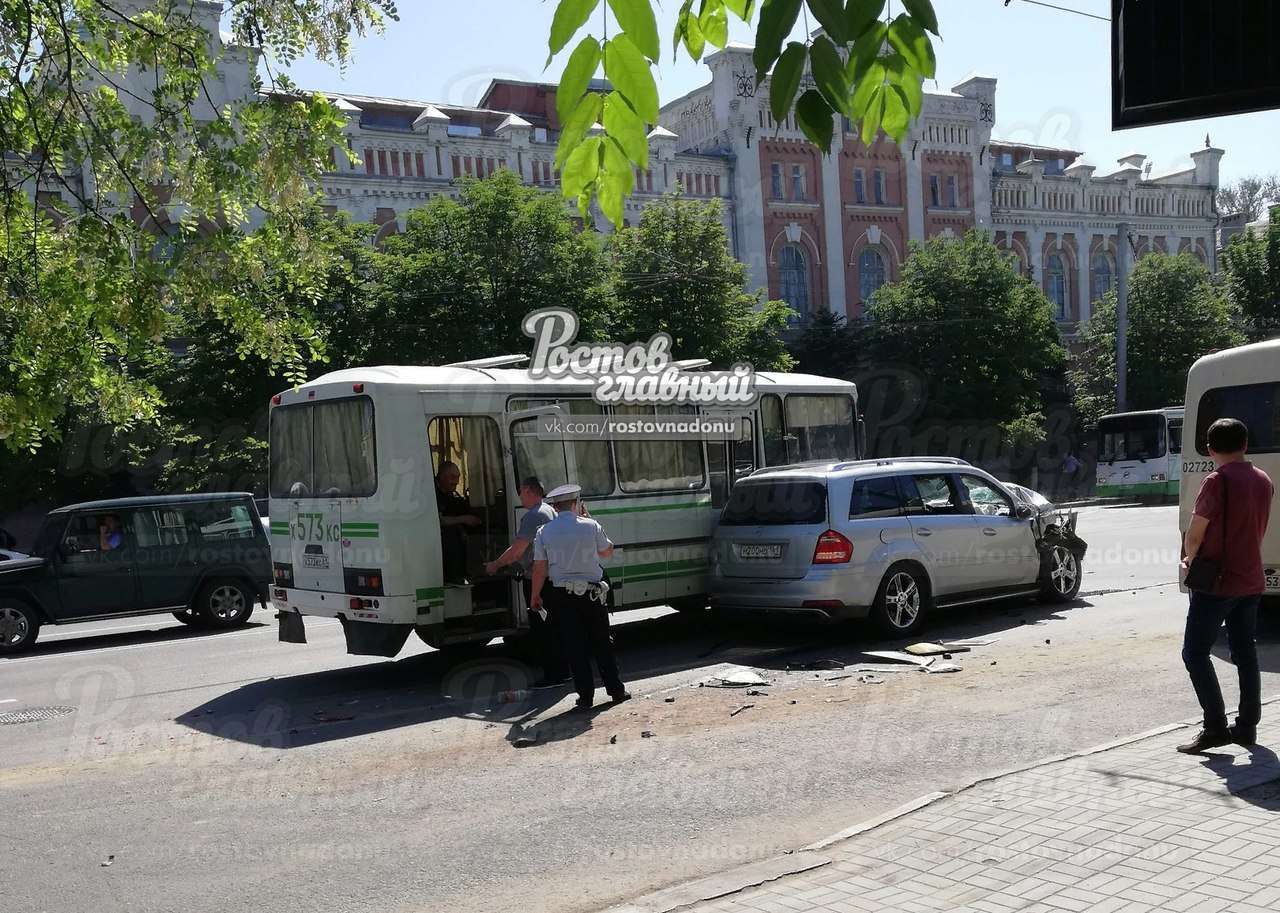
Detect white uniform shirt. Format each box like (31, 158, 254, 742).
(532, 511, 612, 586)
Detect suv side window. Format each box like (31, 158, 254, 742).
(849, 476, 904, 518)
(959, 475, 1014, 517)
(62, 512, 130, 554)
(133, 507, 192, 547)
(900, 474, 965, 515)
(192, 501, 259, 541)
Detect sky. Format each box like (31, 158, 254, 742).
(278, 0, 1273, 186)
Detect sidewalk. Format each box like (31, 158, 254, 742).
(609, 711, 1280, 913)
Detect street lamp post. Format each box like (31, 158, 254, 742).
(1115, 221, 1129, 413)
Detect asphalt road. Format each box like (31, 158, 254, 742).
(4, 504, 1278, 913)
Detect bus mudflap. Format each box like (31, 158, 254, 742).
(278, 610, 307, 644)
(339, 617, 413, 657)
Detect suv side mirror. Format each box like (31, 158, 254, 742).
(1014, 504, 1035, 521)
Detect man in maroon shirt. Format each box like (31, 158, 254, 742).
(1178, 418, 1275, 754)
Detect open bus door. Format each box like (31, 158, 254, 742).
(504, 405, 571, 626)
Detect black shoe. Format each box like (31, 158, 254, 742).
(1230, 724, 1258, 747)
(609, 691, 632, 706)
(1176, 728, 1233, 754)
(571, 698, 593, 712)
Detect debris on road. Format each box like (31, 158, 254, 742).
(943, 637, 998, 647)
(924, 662, 962, 674)
(857, 673, 885, 684)
(100, 855, 115, 867)
(663, 697, 675, 703)
(641, 730, 655, 739)
(700, 665, 768, 688)
(609, 734, 617, 744)
(311, 710, 355, 723)
(905, 642, 970, 656)
(862, 650, 934, 667)
(730, 704, 754, 717)
(746, 689, 769, 696)
(786, 658, 845, 671)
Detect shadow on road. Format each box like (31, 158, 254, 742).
(174, 594, 1089, 750)
(1210, 605, 1280, 674)
(3, 620, 269, 660)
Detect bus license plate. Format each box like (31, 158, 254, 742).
(738, 544, 782, 559)
(1267, 572, 1280, 591)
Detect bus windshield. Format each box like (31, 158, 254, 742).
(269, 397, 377, 498)
(1098, 413, 1165, 462)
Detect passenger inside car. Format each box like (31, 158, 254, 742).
(98, 514, 124, 551)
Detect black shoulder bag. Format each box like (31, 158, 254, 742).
(1186, 473, 1229, 593)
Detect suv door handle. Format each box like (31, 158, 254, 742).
(982, 528, 998, 536)
(915, 528, 932, 537)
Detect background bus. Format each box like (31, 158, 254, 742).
(1181, 339, 1280, 598)
(268, 358, 863, 657)
(1095, 407, 1184, 501)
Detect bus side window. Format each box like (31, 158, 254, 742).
(761, 394, 786, 466)
(1168, 420, 1183, 455)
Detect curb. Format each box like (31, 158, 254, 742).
(601, 698, 1280, 913)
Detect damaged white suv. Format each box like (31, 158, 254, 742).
(708, 457, 1086, 635)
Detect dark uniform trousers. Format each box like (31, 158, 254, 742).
(522, 578, 568, 681)
(545, 585, 624, 702)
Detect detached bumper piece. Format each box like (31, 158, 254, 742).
(278, 610, 307, 644)
(339, 617, 413, 657)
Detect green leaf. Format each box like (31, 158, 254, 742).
(881, 83, 911, 140)
(795, 89, 834, 152)
(603, 136, 637, 196)
(599, 137, 636, 225)
(556, 92, 604, 170)
(883, 53, 923, 120)
(607, 0, 661, 61)
(549, 0, 601, 63)
(699, 0, 730, 49)
(562, 135, 603, 198)
(809, 35, 852, 119)
(860, 86, 885, 145)
(605, 34, 660, 123)
(887, 13, 935, 79)
(806, 0, 848, 44)
(901, 0, 939, 35)
(849, 58, 887, 118)
(845, 20, 888, 82)
(844, 0, 886, 40)
(682, 8, 707, 58)
(557, 36, 603, 124)
(724, 0, 756, 18)
(769, 41, 807, 125)
(753, 0, 802, 81)
(604, 91, 649, 168)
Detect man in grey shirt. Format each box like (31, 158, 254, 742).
(531, 484, 629, 711)
(486, 477, 564, 687)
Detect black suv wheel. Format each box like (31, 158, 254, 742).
(0, 597, 41, 653)
(196, 578, 256, 629)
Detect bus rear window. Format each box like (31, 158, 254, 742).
(720, 480, 827, 525)
(1098, 414, 1165, 461)
(269, 397, 377, 498)
(1196, 383, 1280, 455)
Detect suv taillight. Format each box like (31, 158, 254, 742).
(812, 530, 853, 564)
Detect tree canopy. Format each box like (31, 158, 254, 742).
(609, 193, 794, 371)
(864, 230, 1066, 448)
(1217, 174, 1280, 222)
(1070, 253, 1245, 426)
(1220, 212, 1280, 342)
(1, 0, 398, 451)
(546, 0, 941, 224)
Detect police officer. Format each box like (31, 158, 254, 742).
(530, 483, 630, 712)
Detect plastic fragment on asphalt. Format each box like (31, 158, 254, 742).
(664, 697, 675, 703)
(923, 662, 962, 674)
(787, 658, 845, 671)
(512, 729, 539, 748)
(700, 665, 768, 688)
(863, 650, 935, 666)
(943, 637, 998, 647)
(730, 704, 754, 717)
(857, 674, 884, 684)
(101, 855, 115, 867)
(905, 642, 970, 656)
(641, 730, 655, 738)
(746, 688, 769, 696)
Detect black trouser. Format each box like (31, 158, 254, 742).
(522, 578, 567, 682)
(441, 526, 467, 584)
(1182, 591, 1262, 733)
(546, 585, 624, 703)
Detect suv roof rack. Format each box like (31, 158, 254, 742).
(831, 456, 971, 471)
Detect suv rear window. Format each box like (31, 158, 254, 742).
(720, 480, 827, 525)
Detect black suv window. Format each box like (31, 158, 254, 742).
(63, 512, 129, 554)
(900, 474, 966, 515)
(849, 476, 904, 518)
(191, 501, 259, 541)
(133, 507, 192, 548)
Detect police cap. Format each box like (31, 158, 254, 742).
(546, 483, 582, 505)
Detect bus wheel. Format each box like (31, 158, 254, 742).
(670, 596, 708, 613)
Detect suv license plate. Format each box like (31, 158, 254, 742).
(739, 544, 782, 559)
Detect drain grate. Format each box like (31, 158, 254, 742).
(0, 706, 75, 725)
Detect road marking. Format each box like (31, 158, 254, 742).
(0, 699, 17, 704)
(0, 626, 270, 666)
(39, 621, 183, 640)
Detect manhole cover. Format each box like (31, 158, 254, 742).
(0, 706, 75, 725)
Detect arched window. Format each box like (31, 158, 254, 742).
(1045, 254, 1068, 320)
(858, 247, 887, 302)
(778, 244, 811, 316)
(1090, 252, 1114, 302)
